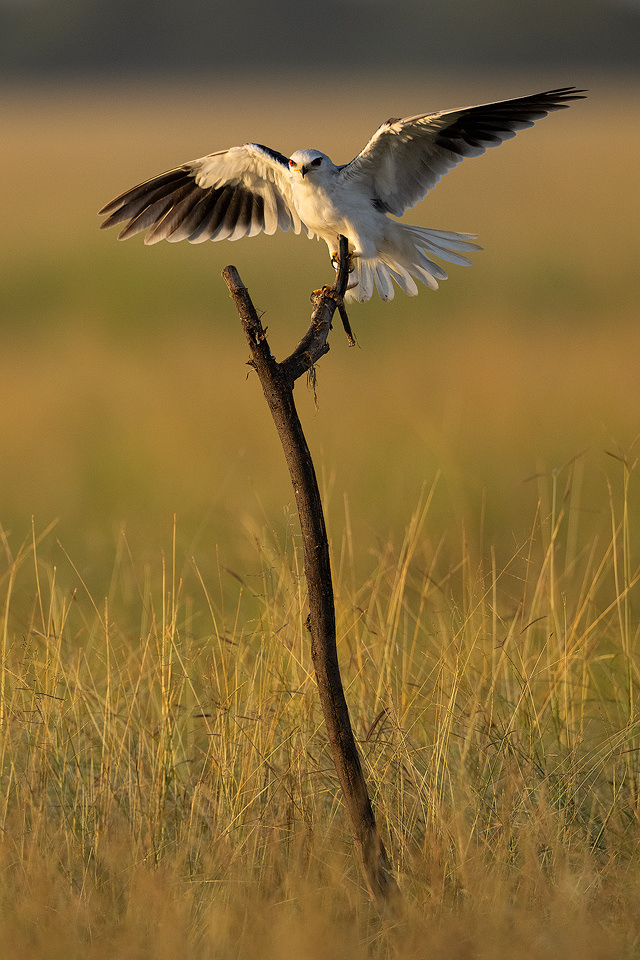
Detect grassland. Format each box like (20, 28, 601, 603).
(1, 76, 640, 957)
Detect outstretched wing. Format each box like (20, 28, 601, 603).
(339, 87, 586, 218)
(99, 143, 305, 244)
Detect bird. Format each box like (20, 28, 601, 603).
(99, 86, 585, 303)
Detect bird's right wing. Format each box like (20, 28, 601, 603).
(99, 143, 306, 243)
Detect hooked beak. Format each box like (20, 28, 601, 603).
(300, 164, 308, 178)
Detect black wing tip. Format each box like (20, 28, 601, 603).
(98, 209, 119, 227)
(541, 85, 587, 93)
(548, 85, 587, 96)
(528, 85, 588, 106)
(98, 197, 127, 221)
(98, 165, 196, 227)
(483, 86, 587, 113)
(98, 207, 129, 233)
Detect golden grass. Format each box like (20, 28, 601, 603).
(1, 78, 640, 955)
(2, 457, 640, 958)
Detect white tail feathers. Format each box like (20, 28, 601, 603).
(344, 226, 481, 303)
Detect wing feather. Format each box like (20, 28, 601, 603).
(340, 87, 586, 217)
(99, 143, 305, 244)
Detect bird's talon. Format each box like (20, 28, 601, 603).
(311, 285, 333, 299)
(331, 250, 358, 274)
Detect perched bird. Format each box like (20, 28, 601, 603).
(99, 87, 584, 303)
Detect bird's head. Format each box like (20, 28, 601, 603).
(288, 149, 334, 179)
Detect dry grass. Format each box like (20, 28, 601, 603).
(1, 77, 640, 956)
(2, 454, 640, 958)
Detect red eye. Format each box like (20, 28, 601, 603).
(312, 157, 322, 166)
(289, 158, 295, 166)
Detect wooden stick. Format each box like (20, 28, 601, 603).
(222, 238, 399, 907)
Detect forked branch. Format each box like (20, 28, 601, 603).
(222, 238, 399, 907)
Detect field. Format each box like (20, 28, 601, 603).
(1, 76, 640, 957)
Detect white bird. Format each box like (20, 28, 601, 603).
(99, 87, 585, 303)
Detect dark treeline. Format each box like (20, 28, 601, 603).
(1, 0, 638, 77)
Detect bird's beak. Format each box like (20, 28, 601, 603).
(300, 165, 308, 178)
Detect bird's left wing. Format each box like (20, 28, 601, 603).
(339, 87, 586, 218)
(99, 143, 305, 243)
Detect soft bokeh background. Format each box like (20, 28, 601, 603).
(1, 0, 639, 75)
(1, 67, 638, 593)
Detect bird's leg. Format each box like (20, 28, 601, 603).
(324, 249, 358, 333)
(309, 236, 356, 346)
(314, 249, 357, 294)
(331, 250, 359, 273)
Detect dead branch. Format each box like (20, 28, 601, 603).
(222, 237, 399, 907)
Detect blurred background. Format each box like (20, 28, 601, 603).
(1, 0, 638, 598)
(1, 0, 639, 76)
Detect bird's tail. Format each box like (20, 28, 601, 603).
(344, 225, 481, 303)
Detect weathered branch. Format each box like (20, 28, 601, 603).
(279, 234, 353, 386)
(222, 238, 399, 907)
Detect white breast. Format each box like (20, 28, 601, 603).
(291, 174, 384, 257)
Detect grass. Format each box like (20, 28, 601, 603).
(2, 457, 640, 958)
(1, 76, 640, 955)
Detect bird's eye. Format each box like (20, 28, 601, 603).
(288, 158, 295, 166)
(311, 157, 322, 166)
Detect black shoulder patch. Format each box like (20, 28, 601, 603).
(251, 143, 289, 167)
